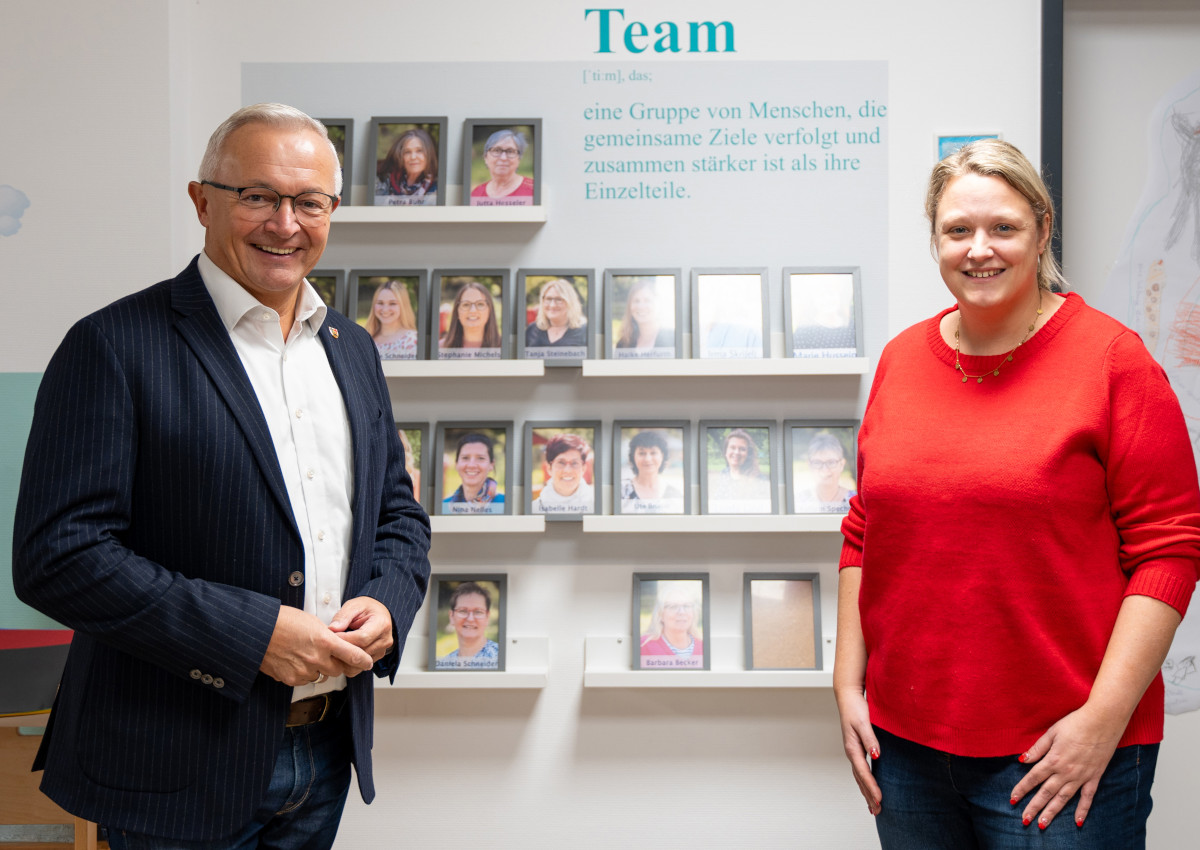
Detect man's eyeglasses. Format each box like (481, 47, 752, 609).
(201, 181, 337, 222)
(486, 147, 521, 159)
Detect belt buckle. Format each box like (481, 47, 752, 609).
(312, 692, 331, 724)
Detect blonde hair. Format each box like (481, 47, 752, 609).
(364, 280, 417, 337)
(643, 581, 701, 642)
(925, 139, 1065, 292)
(534, 278, 584, 330)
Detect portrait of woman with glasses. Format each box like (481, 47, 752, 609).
(436, 276, 504, 359)
(528, 428, 596, 516)
(635, 577, 708, 670)
(789, 425, 857, 514)
(432, 579, 504, 671)
(522, 275, 589, 360)
(468, 126, 537, 206)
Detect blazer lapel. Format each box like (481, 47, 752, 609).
(169, 259, 297, 535)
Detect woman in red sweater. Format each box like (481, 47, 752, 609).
(834, 139, 1200, 849)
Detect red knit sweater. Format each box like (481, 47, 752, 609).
(840, 293, 1200, 757)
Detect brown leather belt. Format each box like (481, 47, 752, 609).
(286, 689, 347, 728)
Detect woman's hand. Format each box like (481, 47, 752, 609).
(1009, 705, 1123, 830)
(836, 686, 882, 815)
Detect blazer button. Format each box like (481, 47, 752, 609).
(213, 678, 225, 689)
(190, 669, 202, 680)
(201, 674, 214, 685)
(289, 571, 304, 587)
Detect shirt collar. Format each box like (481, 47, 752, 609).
(197, 251, 328, 333)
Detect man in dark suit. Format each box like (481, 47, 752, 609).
(12, 103, 431, 849)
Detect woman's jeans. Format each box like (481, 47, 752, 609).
(872, 726, 1157, 850)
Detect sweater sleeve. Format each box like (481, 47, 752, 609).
(840, 338, 895, 571)
(1103, 330, 1200, 616)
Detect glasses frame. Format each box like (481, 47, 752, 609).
(199, 180, 337, 220)
(428, 574, 507, 673)
(515, 269, 597, 365)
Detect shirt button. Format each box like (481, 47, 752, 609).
(261, 312, 272, 322)
(322, 592, 332, 605)
(190, 668, 202, 680)
(201, 674, 214, 685)
(317, 530, 325, 541)
(213, 678, 225, 689)
(289, 571, 304, 587)
(294, 409, 303, 419)
(306, 469, 315, 480)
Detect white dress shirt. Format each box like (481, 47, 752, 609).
(199, 252, 354, 700)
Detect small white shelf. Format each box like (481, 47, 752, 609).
(583, 635, 832, 688)
(381, 360, 544, 378)
(430, 515, 546, 534)
(581, 357, 868, 378)
(378, 635, 549, 688)
(582, 514, 844, 533)
(332, 205, 546, 225)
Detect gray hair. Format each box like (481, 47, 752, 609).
(198, 103, 342, 195)
(485, 129, 528, 157)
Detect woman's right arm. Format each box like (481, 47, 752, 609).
(834, 565, 882, 815)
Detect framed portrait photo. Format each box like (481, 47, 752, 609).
(516, 269, 595, 365)
(428, 575, 507, 672)
(524, 421, 601, 520)
(432, 270, 511, 360)
(369, 116, 447, 207)
(395, 421, 429, 509)
(604, 269, 683, 360)
(349, 269, 427, 361)
(463, 119, 542, 206)
(434, 422, 513, 516)
(743, 572, 822, 671)
(699, 421, 777, 515)
(936, 132, 1001, 162)
(315, 118, 353, 203)
(613, 421, 689, 516)
(691, 269, 768, 359)
(784, 420, 858, 515)
(632, 573, 710, 671)
(305, 268, 345, 314)
(783, 267, 864, 358)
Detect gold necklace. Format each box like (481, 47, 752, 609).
(954, 292, 1043, 384)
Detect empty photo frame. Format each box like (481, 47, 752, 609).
(435, 422, 514, 516)
(369, 116, 447, 207)
(524, 421, 601, 520)
(516, 269, 595, 364)
(432, 270, 511, 360)
(613, 421, 690, 515)
(350, 269, 428, 361)
(691, 269, 768, 359)
(784, 421, 858, 514)
(429, 574, 507, 671)
(743, 572, 822, 671)
(463, 119, 542, 206)
(632, 573, 710, 670)
(395, 421, 429, 509)
(305, 268, 345, 314)
(783, 267, 863, 358)
(699, 421, 777, 515)
(316, 118, 353, 203)
(605, 269, 683, 360)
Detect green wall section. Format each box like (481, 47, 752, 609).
(1, 372, 60, 629)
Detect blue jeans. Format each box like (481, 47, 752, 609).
(872, 727, 1157, 850)
(106, 710, 352, 850)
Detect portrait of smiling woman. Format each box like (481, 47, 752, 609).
(437, 425, 511, 516)
(465, 121, 540, 206)
(371, 119, 444, 206)
(435, 273, 507, 359)
(834, 139, 1200, 849)
(520, 272, 591, 362)
(354, 273, 422, 360)
(431, 577, 506, 671)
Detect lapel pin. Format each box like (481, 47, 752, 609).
(330, 327, 339, 339)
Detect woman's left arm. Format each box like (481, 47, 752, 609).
(1009, 594, 1181, 830)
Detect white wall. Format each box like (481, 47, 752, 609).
(4, 1, 1198, 848)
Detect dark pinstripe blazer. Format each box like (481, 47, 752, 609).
(12, 257, 431, 840)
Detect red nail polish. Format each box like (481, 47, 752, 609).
(869, 747, 880, 760)
(1018, 753, 1027, 763)
(1076, 817, 1084, 828)
(1009, 797, 1018, 806)
(1039, 819, 1048, 831)
(1022, 816, 1031, 827)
